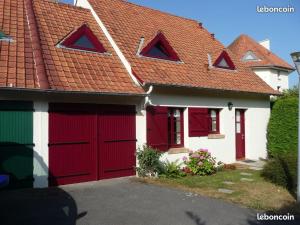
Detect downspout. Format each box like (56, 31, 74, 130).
(144, 85, 154, 108)
(25, 0, 50, 89)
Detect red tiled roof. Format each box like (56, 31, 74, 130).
(0, 0, 38, 89)
(228, 34, 294, 70)
(89, 0, 278, 95)
(32, 0, 143, 94)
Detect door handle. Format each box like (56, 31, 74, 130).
(242, 134, 245, 139)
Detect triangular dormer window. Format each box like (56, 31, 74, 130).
(140, 33, 180, 61)
(242, 51, 259, 61)
(213, 51, 236, 70)
(0, 31, 12, 42)
(59, 24, 106, 53)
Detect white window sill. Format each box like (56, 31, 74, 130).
(168, 148, 189, 154)
(208, 134, 225, 139)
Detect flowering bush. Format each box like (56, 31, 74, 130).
(182, 149, 217, 176)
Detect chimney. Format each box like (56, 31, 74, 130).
(211, 33, 215, 39)
(259, 39, 270, 50)
(199, 22, 203, 28)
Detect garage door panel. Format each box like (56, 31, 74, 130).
(49, 144, 91, 177)
(101, 142, 136, 172)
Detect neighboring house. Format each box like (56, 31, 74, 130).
(228, 35, 294, 92)
(0, 0, 285, 189)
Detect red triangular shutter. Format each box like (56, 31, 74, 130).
(140, 33, 180, 61)
(188, 108, 210, 137)
(213, 51, 236, 70)
(61, 24, 106, 53)
(146, 106, 169, 151)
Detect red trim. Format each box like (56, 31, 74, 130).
(140, 32, 180, 61)
(61, 24, 106, 53)
(213, 51, 236, 70)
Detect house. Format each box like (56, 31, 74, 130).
(0, 0, 291, 189)
(228, 35, 294, 91)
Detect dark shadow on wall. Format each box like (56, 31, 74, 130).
(0, 142, 87, 225)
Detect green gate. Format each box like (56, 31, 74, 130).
(0, 101, 34, 189)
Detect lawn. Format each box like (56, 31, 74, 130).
(135, 168, 300, 213)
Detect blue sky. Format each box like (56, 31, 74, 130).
(63, 0, 299, 87)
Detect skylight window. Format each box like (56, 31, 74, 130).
(59, 24, 106, 53)
(140, 32, 180, 61)
(213, 51, 236, 70)
(242, 51, 259, 61)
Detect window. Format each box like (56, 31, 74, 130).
(146, 106, 184, 151)
(168, 108, 184, 147)
(209, 109, 220, 133)
(189, 108, 221, 137)
(242, 51, 259, 61)
(140, 32, 180, 61)
(0, 31, 12, 41)
(213, 51, 236, 70)
(60, 24, 106, 53)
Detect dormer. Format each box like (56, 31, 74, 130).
(213, 51, 236, 70)
(58, 24, 106, 53)
(139, 32, 180, 61)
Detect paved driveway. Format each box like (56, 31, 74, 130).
(0, 177, 298, 225)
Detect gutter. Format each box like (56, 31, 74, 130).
(145, 82, 279, 96)
(251, 65, 295, 73)
(0, 87, 147, 97)
(24, 0, 50, 89)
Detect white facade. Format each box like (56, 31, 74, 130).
(140, 88, 270, 164)
(253, 68, 289, 91)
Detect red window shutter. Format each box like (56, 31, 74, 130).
(146, 106, 169, 151)
(188, 108, 210, 137)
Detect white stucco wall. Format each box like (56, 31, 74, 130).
(253, 68, 289, 91)
(141, 89, 271, 164)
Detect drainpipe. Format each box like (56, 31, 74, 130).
(144, 85, 154, 108)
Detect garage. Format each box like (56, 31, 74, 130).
(48, 103, 136, 186)
(0, 101, 34, 189)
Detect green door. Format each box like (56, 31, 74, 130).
(0, 101, 34, 189)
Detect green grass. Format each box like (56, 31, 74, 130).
(136, 169, 299, 213)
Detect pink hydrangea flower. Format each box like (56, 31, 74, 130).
(201, 149, 208, 152)
(198, 161, 203, 166)
(182, 156, 188, 161)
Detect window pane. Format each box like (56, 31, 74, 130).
(210, 110, 216, 118)
(236, 111, 240, 122)
(74, 35, 95, 49)
(147, 42, 170, 58)
(174, 133, 181, 145)
(236, 122, 241, 133)
(212, 121, 217, 132)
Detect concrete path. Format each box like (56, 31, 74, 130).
(0, 177, 298, 225)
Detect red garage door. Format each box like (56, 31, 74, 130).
(49, 103, 136, 186)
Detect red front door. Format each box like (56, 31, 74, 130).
(235, 109, 245, 160)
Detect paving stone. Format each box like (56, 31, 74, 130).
(240, 172, 253, 176)
(240, 178, 254, 182)
(249, 167, 263, 171)
(218, 188, 234, 194)
(223, 181, 235, 185)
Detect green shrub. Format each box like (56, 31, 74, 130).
(160, 160, 186, 178)
(183, 149, 217, 176)
(261, 152, 297, 193)
(136, 145, 163, 177)
(267, 96, 298, 157)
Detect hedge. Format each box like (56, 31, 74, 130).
(267, 96, 298, 157)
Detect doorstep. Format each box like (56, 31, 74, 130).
(168, 148, 189, 154)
